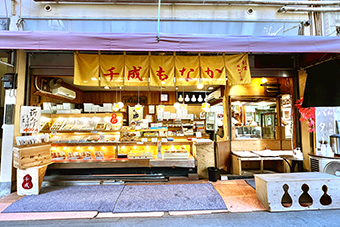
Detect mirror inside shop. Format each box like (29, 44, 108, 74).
(231, 95, 292, 140)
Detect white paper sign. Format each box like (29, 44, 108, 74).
(196, 132, 202, 138)
(161, 138, 168, 142)
(141, 138, 148, 142)
(20, 106, 41, 133)
(151, 138, 158, 142)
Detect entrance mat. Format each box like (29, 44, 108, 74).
(2, 185, 124, 213)
(113, 183, 227, 213)
(245, 180, 256, 190)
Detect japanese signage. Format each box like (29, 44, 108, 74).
(123, 96, 148, 105)
(175, 56, 200, 86)
(124, 55, 149, 86)
(316, 107, 335, 145)
(74, 53, 251, 87)
(20, 106, 41, 133)
(225, 53, 251, 86)
(200, 56, 226, 85)
(150, 55, 175, 87)
(100, 55, 124, 87)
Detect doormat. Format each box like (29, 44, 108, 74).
(2, 185, 124, 213)
(245, 180, 256, 190)
(113, 183, 227, 213)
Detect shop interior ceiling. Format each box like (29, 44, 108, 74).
(29, 51, 315, 92)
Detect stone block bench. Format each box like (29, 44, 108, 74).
(254, 172, 340, 212)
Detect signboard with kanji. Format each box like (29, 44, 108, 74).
(20, 106, 41, 133)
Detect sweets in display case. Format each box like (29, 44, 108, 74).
(95, 151, 104, 160)
(68, 151, 81, 160)
(82, 151, 91, 160)
(51, 151, 66, 161)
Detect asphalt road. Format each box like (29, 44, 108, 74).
(2, 209, 340, 227)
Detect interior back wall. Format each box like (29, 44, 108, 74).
(83, 91, 177, 105)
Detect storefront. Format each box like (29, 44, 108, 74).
(1, 31, 340, 189)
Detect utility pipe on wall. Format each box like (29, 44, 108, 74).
(33, 0, 340, 6)
(279, 7, 340, 13)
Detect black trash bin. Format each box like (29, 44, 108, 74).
(208, 167, 219, 182)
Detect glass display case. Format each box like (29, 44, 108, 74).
(234, 126, 261, 139)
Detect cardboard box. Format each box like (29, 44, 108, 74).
(13, 143, 52, 169)
(84, 103, 93, 112)
(63, 103, 75, 110)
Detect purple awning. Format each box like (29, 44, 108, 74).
(0, 31, 340, 53)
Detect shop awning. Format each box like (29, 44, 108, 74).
(0, 31, 340, 53)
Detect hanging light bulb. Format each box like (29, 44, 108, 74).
(202, 103, 210, 112)
(198, 94, 203, 102)
(178, 94, 183, 102)
(112, 103, 120, 112)
(191, 94, 196, 102)
(118, 101, 124, 109)
(185, 94, 190, 102)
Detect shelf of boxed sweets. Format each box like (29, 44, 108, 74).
(49, 140, 195, 168)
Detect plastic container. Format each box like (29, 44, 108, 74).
(208, 167, 219, 182)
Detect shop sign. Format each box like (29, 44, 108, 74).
(123, 96, 148, 105)
(74, 53, 253, 87)
(20, 106, 41, 133)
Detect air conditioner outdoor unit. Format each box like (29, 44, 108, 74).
(310, 156, 340, 177)
(206, 88, 221, 102)
(51, 86, 76, 100)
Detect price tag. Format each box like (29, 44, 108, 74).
(161, 138, 168, 143)
(141, 138, 148, 143)
(136, 126, 142, 130)
(151, 138, 158, 142)
(196, 132, 202, 138)
(137, 142, 144, 144)
(91, 131, 98, 134)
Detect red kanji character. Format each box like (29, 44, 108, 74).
(128, 66, 143, 81)
(156, 66, 168, 81)
(103, 67, 119, 81)
(205, 67, 214, 78)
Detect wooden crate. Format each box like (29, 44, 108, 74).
(17, 164, 48, 195)
(13, 143, 52, 169)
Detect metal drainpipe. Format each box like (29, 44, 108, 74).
(278, 7, 340, 12)
(38, 0, 340, 6)
(157, 0, 161, 42)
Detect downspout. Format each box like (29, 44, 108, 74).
(157, 0, 161, 42)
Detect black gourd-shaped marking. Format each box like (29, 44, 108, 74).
(299, 184, 313, 207)
(281, 184, 292, 208)
(320, 185, 332, 206)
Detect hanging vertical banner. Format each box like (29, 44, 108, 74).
(20, 106, 41, 133)
(175, 56, 200, 86)
(124, 55, 149, 86)
(200, 56, 226, 85)
(100, 55, 124, 87)
(150, 56, 175, 87)
(225, 53, 251, 86)
(74, 53, 100, 86)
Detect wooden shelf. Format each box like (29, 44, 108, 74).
(34, 91, 79, 103)
(41, 113, 125, 118)
(42, 130, 121, 134)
